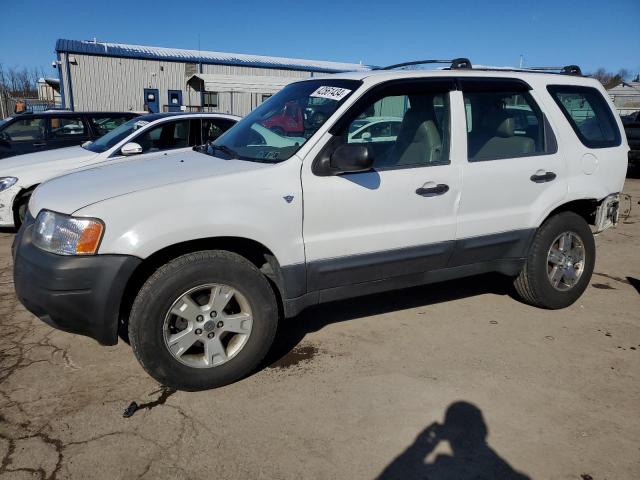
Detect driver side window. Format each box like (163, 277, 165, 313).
(344, 91, 450, 169)
(134, 120, 189, 153)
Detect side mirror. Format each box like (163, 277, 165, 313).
(329, 144, 374, 175)
(120, 142, 143, 156)
(361, 131, 372, 142)
(0, 131, 9, 143)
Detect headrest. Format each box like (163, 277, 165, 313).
(495, 117, 515, 137)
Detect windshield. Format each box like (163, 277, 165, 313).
(83, 117, 151, 153)
(201, 79, 361, 162)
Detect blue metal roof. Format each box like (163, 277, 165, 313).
(55, 39, 371, 74)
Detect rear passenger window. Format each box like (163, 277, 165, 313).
(49, 117, 86, 137)
(463, 90, 550, 162)
(547, 85, 621, 148)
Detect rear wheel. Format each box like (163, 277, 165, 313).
(128, 250, 278, 390)
(514, 212, 595, 309)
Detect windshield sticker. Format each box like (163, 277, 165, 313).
(133, 120, 149, 129)
(310, 86, 352, 101)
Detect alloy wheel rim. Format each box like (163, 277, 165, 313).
(162, 283, 253, 368)
(546, 231, 586, 291)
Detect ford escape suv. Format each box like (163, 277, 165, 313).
(13, 59, 627, 390)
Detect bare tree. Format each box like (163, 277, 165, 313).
(588, 68, 632, 89)
(0, 64, 43, 97)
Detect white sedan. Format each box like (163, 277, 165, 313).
(0, 112, 239, 227)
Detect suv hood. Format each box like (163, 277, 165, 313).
(0, 146, 98, 175)
(30, 150, 272, 216)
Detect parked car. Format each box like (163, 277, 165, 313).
(348, 117, 403, 143)
(260, 100, 305, 136)
(14, 65, 627, 391)
(0, 110, 140, 159)
(621, 110, 640, 167)
(0, 112, 239, 227)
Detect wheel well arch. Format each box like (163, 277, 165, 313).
(117, 237, 286, 341)
(12, 184, 38, 224)
(543, 198, 599, 226)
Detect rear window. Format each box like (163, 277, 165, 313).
(547, 85, 621, 148)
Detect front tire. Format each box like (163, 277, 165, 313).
(128, 250, 278, 391)
(514, 212, 595, 309)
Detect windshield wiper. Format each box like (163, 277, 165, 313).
(202, 143, 238, 159)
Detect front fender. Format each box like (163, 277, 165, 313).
(73, 166, 305, 268)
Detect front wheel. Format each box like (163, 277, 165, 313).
(128, 250, 278, 391)
(514, 212, 596, 309)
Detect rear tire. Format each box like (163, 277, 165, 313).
(128, 250, 278, 391)
(514, 212, 595, 309)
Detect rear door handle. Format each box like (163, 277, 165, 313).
(416, 183, 449, 197)
(530, 170, 556, 183)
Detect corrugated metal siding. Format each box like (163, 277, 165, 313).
(66, 54, 319, 114)
(69, 55, 186, 111)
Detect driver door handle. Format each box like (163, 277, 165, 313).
(530, 170, 556, 183)
(32, 142, 46, 147)
(416, 183, 449, 197)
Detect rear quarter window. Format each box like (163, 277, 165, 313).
(547, 85, 621, 148)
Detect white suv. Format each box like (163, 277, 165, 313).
(13, 60, 627, 390)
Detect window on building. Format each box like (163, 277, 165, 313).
(2, 118, 45, 141)
(48, 117, 86, 138)
(547, 85, 621, 148)
(463, 90, 550, 162)
(261, 94, 272, 103)
(203, 92, 219, 109)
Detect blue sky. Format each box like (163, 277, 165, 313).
(1, 0, 638, 77)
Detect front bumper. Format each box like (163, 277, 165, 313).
(13, 215, 141, 345)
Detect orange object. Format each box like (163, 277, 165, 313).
(76, 221, 104, 254)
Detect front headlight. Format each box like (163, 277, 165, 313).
(33, 210, 104, 255)
(0, 177, 17, 192)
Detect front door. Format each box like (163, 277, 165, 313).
(0, 116, 47, 158)
(301, 80, 461, 292)
(453, 79, 568, 266)
(167, 90, 183, 112)
(144, 88, 160, 113)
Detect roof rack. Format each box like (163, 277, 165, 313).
(525, 65, 582, 76)
(379, 58, 472, 71)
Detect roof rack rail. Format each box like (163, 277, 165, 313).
(526, 65, 582, 76)
(379, 58, 472, 71)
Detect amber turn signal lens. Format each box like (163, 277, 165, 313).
(76, 221, 104, 254)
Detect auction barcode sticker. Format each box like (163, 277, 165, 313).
(310, 86, 352, 101)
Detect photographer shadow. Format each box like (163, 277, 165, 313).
(377, 401, 530, 480)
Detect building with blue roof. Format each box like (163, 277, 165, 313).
(54, 39, 370, 115)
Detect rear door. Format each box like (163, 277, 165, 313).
(453, 78, 567, 266)
(46, 115, 91, 150)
